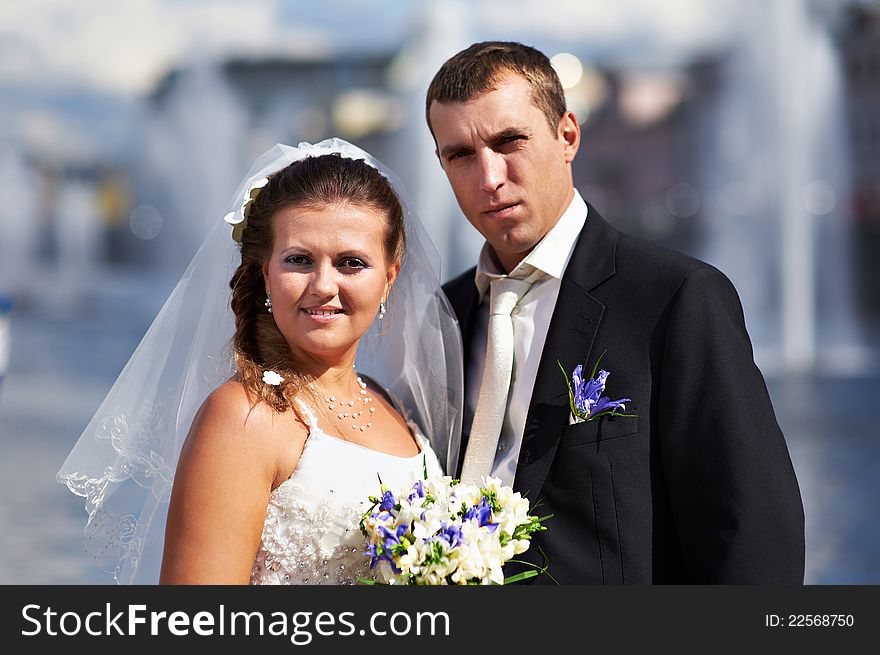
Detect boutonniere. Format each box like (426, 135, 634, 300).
(558, 351, 636, 425)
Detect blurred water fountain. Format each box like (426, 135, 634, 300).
(0, 295, 10, 391)
(0, 149, 39, 299)
(700, 0, 871, 376)
(140, 57, 248, 274)
(52, 178, 101, 317)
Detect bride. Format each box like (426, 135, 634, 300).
(57, 139, 463, 584)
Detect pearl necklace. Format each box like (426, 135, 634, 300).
(317, 375, 376, 431)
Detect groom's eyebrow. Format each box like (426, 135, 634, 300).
(439, 127, 530, 160)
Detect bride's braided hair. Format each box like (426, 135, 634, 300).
(229, 154, 405, 412)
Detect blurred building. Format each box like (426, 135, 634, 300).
(150, 54, 400, 154)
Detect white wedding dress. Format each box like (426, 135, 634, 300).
(250, 403, 442, 585)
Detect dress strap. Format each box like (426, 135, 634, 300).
(294, 398, 319, 430)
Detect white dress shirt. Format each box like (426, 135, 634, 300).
(467, 191, 589, 487)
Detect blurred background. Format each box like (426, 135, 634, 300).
(0, 0, 877, 584)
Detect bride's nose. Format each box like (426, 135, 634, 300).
(308, 262, 339, 298)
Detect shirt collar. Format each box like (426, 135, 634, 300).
(474, 190, 589, 301)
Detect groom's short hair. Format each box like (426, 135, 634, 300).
(425, 41, 567, 137)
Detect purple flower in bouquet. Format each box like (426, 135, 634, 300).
(369, 524, 409, 572)
(379, 490, 396, 512)
(465, 497, 499, 532)
(438, 523, 464, 549)
(407, 480, 426, 503)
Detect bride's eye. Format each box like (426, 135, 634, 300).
(338, 257, 367, 271)
(285, 254, 311, 266)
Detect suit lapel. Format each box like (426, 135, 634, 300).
(453, 290, 480, 373)
(443, 273, 480, 476)
(514, 206, 620, 499)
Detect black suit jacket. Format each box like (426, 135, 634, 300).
(442, 205, 805, 584)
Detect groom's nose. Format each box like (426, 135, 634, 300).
(477, 149, 506, 194)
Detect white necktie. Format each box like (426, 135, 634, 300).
(460, 275, 535, 485)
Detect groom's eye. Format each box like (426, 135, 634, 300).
(447, 150, 469, 162)
(497, 134, 527, 150)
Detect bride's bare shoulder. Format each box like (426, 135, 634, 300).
(172, 380, 309, 494)
(187, 380, 307, 448)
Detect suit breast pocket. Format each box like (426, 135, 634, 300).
(558, 415, 639, 450)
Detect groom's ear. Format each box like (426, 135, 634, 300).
(558, 110, 581, 164)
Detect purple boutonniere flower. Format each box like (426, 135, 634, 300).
(558, 351, 636, 423)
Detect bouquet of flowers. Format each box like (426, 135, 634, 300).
(359, 471, 550, 585)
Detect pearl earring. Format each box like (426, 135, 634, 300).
(265, 295, 273, 314)
(378, 298, 386, 320)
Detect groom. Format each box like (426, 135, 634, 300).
(427, 42, 805, 583)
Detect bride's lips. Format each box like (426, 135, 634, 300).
(300, 306, 346, 323)
(482, 202, 519, 220)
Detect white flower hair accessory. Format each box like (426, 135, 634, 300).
(221, 140, 375, 243)
(224, 176, 269, 242)
(262, 370, 284, 386)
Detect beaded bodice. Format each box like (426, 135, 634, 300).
(250, 409, 441, 585)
